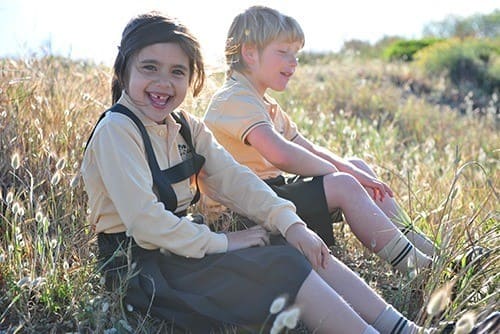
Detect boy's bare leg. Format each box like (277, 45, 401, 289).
(323, 172, 432, 272)
(348, 158, 436, 257)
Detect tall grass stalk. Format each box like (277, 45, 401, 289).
(0, 56, 497, 333)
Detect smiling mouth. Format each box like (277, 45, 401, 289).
(149, 93, 170, 106)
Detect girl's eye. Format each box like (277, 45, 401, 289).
(142, 64, 157, 72)
(173, 69, 186, 76)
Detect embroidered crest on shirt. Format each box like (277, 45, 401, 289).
(178, 143, 192, 160)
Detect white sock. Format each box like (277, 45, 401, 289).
(362, 325, 379, 334)
(399, 225, 436, 258)
(377, 233, 432, 273)
(372, 305, 427, 334)
(391, 207, 436, 257)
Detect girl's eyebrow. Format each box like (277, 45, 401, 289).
(138, 58, 160, 64)
(138, 58, 189, 71)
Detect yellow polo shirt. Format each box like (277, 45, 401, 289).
(81, 92, 304, 259)
(204, 71, 299, 180)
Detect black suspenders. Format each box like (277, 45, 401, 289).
(85, 104, 206, 213)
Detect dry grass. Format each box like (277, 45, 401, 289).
(0, 55, 498, 333)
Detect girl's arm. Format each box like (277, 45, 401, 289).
(85, 114, 228, 258)
(188, 113, 306, 237)
(189, 114, 332, 268)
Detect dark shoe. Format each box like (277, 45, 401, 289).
(469, 311, 500, 334)
(452, 246, 489, 274)
(439, 321, 455, 334)
(449, 246, 491, 301)
(439, 311, 500, 334)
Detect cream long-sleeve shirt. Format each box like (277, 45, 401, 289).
(81, 93, 305, 258)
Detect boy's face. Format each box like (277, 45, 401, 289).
(247, 37, 302, 95)
(127, 42, 190, 124)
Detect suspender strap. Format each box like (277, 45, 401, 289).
(84, 112, 107, 152)
(84, 104, 205, 212)
(170, 112, 205, 205)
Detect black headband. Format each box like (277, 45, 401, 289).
(119, 20, 187, 58)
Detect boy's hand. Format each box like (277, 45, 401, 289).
(226, 225, 270, 251)
(285, 223, 329, 270)
(351, 169, 393, 202)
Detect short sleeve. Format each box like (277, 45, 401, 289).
(207, 91, 272, 144)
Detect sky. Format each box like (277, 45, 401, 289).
(0, 0, 498, 67)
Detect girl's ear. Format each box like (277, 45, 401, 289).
(241, 43, 257, 65)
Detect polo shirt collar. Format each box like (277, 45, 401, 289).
(229, 71, 262, 98)
(229, 71, 278, 111)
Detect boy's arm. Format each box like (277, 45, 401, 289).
(248, 125, 393, 200)
(293, 133, 394, 200)
(246, 124, 338, 176)
(292, 133, 353, 172)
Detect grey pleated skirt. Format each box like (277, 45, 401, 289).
(98, 232, 312, 333)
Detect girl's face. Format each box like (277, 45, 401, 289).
(245, 37, 301, 95)
(127, 42, 190, 123)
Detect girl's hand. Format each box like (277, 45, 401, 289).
(226, 225, 270, 251)
(285, 223, 329, 270)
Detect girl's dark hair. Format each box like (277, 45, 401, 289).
(111, 11, 205, 103)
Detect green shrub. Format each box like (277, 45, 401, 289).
(415, 38, 500, 93)
(383, 38, 442, 61)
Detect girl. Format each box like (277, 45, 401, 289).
(82, 10, 460, 334)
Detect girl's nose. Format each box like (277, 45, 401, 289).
(158, 76, 173, 88)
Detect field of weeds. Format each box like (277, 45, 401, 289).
(0, 56, 498, 333)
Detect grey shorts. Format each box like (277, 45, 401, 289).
(264, 175, 343, 246)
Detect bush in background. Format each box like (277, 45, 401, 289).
(415, 38, 500, 95)
(383, 38, 443, 62)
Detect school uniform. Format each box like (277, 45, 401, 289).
(204, 72, 342, 246)
(81, 93, 312, 333)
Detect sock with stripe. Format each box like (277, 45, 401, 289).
(362, 325, 379, 334)
(390, 207, 437, 258)
(399, 225, 436, 258)
(377, 232, 432, 273)
(372, 305, 429, 334)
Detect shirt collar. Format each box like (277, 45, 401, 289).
(229, 72, 278, 111)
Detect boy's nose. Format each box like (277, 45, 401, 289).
(288, 55, 298, 66)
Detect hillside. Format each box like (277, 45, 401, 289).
(0, 56, 498, 333)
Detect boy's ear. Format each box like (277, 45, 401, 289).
(241, 43, 257, 65)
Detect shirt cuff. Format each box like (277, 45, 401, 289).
(206, 232, 229, 254)
(272, 210, 306, 236)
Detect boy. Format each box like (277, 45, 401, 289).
(204, 5, 436, 274)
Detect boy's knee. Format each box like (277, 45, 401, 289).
(324, 172, 359, 189)
(347, 157, 377, 176)
(346, 157, 368, 168)
(324, 173, 365, 208)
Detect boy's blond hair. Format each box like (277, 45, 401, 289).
(225, 5, 305, 76)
